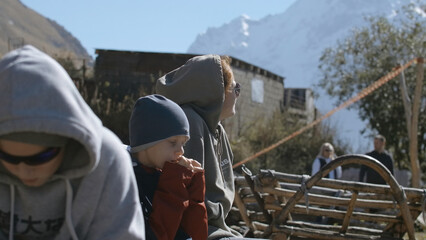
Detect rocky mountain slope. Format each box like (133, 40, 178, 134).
(0, 0, 90, 60)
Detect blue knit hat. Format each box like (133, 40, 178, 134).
(129, 94, 189, 153)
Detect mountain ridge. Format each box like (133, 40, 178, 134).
(187, 0, 406, 151)
(189, 0, 400, 87)
(0, 0, 90, 61)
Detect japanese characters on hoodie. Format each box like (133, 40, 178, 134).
(0, 45, 145, 240)
(156, 55, 241, 240)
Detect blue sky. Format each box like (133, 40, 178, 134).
(21, 0, 296, 57)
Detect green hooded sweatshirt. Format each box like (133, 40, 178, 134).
(156, 55, 241, 239)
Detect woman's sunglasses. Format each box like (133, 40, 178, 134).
(234, 82, 241, 96)
(0, 147, 61, 166)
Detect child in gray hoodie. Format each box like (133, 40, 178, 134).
(0, 45, 145, 240)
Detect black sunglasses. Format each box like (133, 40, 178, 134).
(234, 82, 241, 96)
(0, 147, 61, 166)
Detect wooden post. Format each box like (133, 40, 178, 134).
(409, 57, 424, 188)
(233, 190, 255, 233)
(340, 191, 358, 234)
(398, 65, 412, 139)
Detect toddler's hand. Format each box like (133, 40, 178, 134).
(177, 156, 203, 173)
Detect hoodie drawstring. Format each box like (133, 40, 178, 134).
(65, 179, 79, 240)
(9, 184, 15, 240)
(8, 182, 79, 240)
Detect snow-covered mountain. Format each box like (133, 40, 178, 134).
(187, 0, 405, 152)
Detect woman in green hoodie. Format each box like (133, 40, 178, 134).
(156, 55, 250, 240)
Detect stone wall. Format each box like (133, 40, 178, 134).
(223, 67, 284, 140)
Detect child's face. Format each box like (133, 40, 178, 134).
(137, 135, 189, 169)
(0, 139, 64, 187)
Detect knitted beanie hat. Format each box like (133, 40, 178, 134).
(129, 94, 189, 153)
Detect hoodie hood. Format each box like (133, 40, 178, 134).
(156, 55, 224, 133)
(0, 45, 102, 185)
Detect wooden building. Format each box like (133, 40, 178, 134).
(94, 49, 285, 140)
(283, 88, 317, 125)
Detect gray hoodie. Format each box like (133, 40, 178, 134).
(0, 46, 145, 240)
(156, 55, 241, 239)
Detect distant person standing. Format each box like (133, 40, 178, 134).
(359, 134, 394, 184)
(311, 142, 342, 179)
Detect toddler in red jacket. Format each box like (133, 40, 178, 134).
(128, 94, 208, 240)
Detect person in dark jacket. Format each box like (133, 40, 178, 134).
(128, 94, 208, 240)
(359, 134, 394, 184)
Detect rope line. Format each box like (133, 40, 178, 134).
(301, 175, 310, 213)
(233, 58, 419, 169)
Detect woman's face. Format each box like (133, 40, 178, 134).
(322, 147, 332, 158)
(220, 78, 240, 121)
(0, 139, 64, 187)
